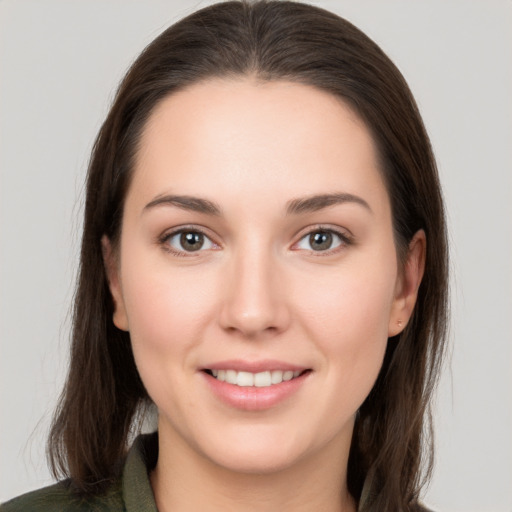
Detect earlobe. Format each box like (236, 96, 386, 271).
(388, 230, 426, 337)
(101, 235, 129, 331)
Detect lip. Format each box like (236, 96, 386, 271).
(200, 359, 311, 411)
(204, 359, 307, 373)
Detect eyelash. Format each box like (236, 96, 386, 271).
(158, 225, 353, 257)
(292, 225, 353, 255)
(158, 225, 218, 257)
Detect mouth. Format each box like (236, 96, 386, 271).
(203, 369, 309, 387)
(201, 363, 311, 410)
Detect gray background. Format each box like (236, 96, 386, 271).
(1, 1, 511, 510)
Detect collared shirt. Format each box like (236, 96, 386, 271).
(1, 433, 432, 511)
(1, 434, 158, 512)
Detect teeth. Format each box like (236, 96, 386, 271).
(271, 370, 283, 384)
(210, 369, 303, 387)
(254, 371, 271, 387)
(283, 370, 294, 381)
(236, 371, 254, 387)
(226, 369, 237, 384)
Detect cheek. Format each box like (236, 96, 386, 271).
(119, 255, 219, 373)
(295, 259, 396, 342)
(292, 258, 396, 393)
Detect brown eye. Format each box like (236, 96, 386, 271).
(309, 231, 333, 251)
(164, 229, 215, 254)
(180, 231, 205, 251)
(295, 229, 346, 252)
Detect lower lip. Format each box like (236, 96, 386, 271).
(202, 371, 310, 411)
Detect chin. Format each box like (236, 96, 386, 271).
(208, 446, 304, 475)
(193, 424, 325, 476)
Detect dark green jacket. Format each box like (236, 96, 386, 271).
(1, 435, 158, 512)
(1, 433, 434, 511)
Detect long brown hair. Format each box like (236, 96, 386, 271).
(48, 1, 449, 510)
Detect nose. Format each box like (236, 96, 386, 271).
(218, 243, 291, 339)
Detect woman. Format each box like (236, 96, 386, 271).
(1, 1, 448, 511)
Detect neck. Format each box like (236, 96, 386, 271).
(150, 422, 357, 512)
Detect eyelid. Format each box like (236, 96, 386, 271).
(291, 224, 354, 254)
(156, 223, 353, 256)
(158, 224, 221, 256)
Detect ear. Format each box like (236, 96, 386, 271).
(388, 230, 426, 337)
(101, 235, 129, 331)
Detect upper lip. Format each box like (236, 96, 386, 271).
(202, 359, 309, 373)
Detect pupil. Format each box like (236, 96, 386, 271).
(180, 232, 204, 251)
(310, 231, 332, 251)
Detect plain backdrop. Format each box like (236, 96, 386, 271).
(1, 1, 511, 511)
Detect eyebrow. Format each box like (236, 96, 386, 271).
(144, 194, 222, 215)
(143, 192, 372, 216)
(286, 193, 372, 215)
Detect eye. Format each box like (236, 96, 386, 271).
(162, 229, 216, 254)
(295, 229, 347, 252)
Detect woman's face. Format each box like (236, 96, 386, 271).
(106, 79, 421, 475)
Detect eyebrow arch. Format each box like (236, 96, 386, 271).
(286, 193, 372, 215)
(143, 194, 222, 216)
(143, 192, 371, 217)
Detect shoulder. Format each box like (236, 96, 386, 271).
(0, 433, 157, 512)
(0, 481, 123, 512)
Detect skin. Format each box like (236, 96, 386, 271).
(103, 79, 425, 512)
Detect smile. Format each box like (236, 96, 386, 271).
(202, 364, 311, 410)
(207, 369, 303, 387)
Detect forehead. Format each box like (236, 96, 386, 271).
(130, 78, 389, 214)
